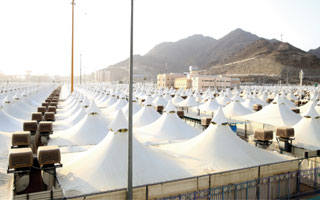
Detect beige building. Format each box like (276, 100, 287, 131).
(94, 70, 111, 82)
(174, 77, 192, 89)
(191, 75, 240, 90)
(157, 66, 240, 90)
(157, 73, 185, 88)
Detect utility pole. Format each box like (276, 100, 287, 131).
(165, 62, 168, 73)
(80, 54, 82, 85)
(281, 34, 283, 42)
(127, 0, 134, 199)
(286, 67, 289, 85)
(71, 0, 75, 93)
(299, 70, 303, 101)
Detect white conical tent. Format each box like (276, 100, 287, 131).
(99, 95, 117, 108)
(241, 96, 265, 110)
(108, 110, 128, 133)
(240, 101, 301, 127)
(293, 106, 320, 150)
(164, 100, 177, 113)
(172, 95, 184, 106)
(96, 94, 109, 105)
(53, 103, 89, 131)
(135, 109, 200, 145)
(252, 95, 267, 106)
(198, 98, 220, 113)
(280, 95, 296, 108)
(103, 97, 127, 113)
(3, 100, 33, 120)
(121, 100, 141, 116)
(57, 111, 191, 196)
(55, 102, 82, 120)
(293, 116, 320, 150)
(179, 95, 198, 107)
(133, 105, 161, 128)
(211, 106, 231, 124)
(217, 95, 231, 106)
(300, 100, 317, 114)
(0, 131, 14, 200)
(0, 107, 23, 132)
(49, 101, 109, 146)
(223, 100, 253, 118)
(301, 104, 320, 118)
(152, 95, 168, 107)
(0, 132, 11, 158)
(157, 109, 288, 174)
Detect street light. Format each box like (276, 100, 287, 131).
(127, 0, 134, 199)
(71, 0, 75, 93)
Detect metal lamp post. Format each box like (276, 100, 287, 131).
(71, 0, 75, 93)
(127, 0, 134, 199)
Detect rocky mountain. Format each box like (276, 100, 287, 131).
(203, 28, 260, 67)
(206, 39, 320, 82)
(98, 28, 320, 83)
(103, 34, 217, 82)
(308, 47, 320, 59)
(100, 29, 260, 82)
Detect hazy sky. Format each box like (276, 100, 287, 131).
(0, 0, 319, 76)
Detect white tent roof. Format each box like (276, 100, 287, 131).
(217, 95, 231, 106)
(164, 100, 177, 113)
(0, 132, 11, 158)
(103, 98, 127, 113)
(133, 106, 161, 128)
(152, 95, 168, 107)
(240, 101, 301, 127)
(86, 100, 101, 114)
(198, 98, 220, 112)
(302, 105, 320, 118)
(135, 112, 200, 145)
(99, 95, 117, 108)
(172, 95, 184, 106)
(56, 103, 82, 120)
(0, 109, 23, 132)
(53, 106, 87, 131)
(241, 97, 262, 110)
(58, 127, 190, 196)
(293, 115, 320, 150)
(179, 96, 198, 107)
(300, 100, 317, 114)
(157, 123, 288, 174)
(122, 101, 142, 117)
(223, 101, 253, 118)
(49, 107, 109, 146)
(109, 110, 127, 133)
(3, 101, 35, 120)
(211, 106, 231, 124)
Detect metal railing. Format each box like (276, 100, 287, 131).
(159, 167, 320, 200)
(63, 156, 320, 200)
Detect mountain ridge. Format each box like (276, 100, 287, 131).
(308, 47, 320, 59)
(99, 29, 320, 83)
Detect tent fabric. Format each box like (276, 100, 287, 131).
(157, 123, 288, 174)
(0, 108, 23, 132)
(133, 106, 161, 128)
(293, 116, 320, 150)
(49, 114, 109, 146)
(135, 112, 200, 145)
(223, 101, 253, 118)
(57, 115, 191, 196)
(240, 102, 301, 127)
(179, 96, 199, 107)
(198, 99, 220, 112)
